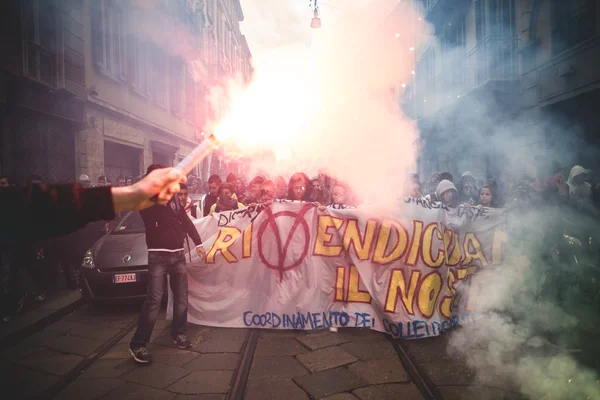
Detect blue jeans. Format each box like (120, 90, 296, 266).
(131, 251, 188, 348)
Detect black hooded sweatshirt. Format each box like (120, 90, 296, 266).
(140, 196, 202, 252)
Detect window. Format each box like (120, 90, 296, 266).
(149, 46, 167, 106)
(112, 212, 145, 235)
(186, 71, 196, 124)
(552, 0, 596, 54)
(170, 58, 185, 116)
(92, 0, 126, 80)
(132, 38, 149, 96)
(22, 0, 59, 87)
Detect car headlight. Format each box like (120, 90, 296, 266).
(82, 249, 95, 269)
(563, 234, 582, 248)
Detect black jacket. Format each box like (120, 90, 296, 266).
(140, 196, 202, 251)
(1, 184, 115, 242)
(203, 194, 218, 217)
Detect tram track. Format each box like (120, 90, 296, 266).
(0, 297, 142, 400)
(2, 297, 444, 400)
(42, 317, 138, 399)
(388, 337, 443, 400)
(226, 329, 259, 400)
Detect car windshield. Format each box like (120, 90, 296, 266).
(112, 211, 145, 234)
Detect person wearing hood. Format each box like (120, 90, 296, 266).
(567, 165, 598, 216)
(435, 179, 459, 208)
(458, 171, 478, 205)
(423, 171, 453, 201)
(209, 183, 245, 214)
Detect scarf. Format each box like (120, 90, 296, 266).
(216, 195, 238, 212)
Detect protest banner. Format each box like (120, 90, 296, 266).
(168, 199, 507, 338)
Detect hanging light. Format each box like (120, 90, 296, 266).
(311, 1, 322, 29)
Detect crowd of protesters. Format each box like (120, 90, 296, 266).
(178, 171, 360, 220)
(2, 156, 599, 324)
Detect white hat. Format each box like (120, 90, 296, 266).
(78, 174, 91, 182)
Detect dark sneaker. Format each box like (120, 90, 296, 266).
(173, 334, 192, 349)
(129, 346, 152, 364)
(35, 290, 47, 302)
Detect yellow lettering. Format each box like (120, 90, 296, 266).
(417, 272, 442, 318)
(313, 216, 344, 257)
(385, 270, 421, 314)
(343, 220, 377, 261)
(205, 227, 241, 263)
(421, 224, 444, 268)
(440, 297, 452, 318)
(404, 220, 423, 266)
(442, 227, 461, 266)
(462, 233, 488, 267)
(335, 266, 345, 301)
(242, 223, 252, 258)
(348, 265, 372, 302)
(374, 219, 409, 264)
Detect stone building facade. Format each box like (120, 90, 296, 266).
(79, 0, 252, 184)
(0, 0, 252, 186)
(403, 0, 600, 182)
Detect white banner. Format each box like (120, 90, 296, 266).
(169, 199, 507, 338)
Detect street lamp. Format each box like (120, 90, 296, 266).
(310, 0, 321, 28)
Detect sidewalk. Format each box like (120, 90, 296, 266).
(0, 269, 83, 345)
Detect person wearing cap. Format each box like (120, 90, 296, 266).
(567, 165, 598, 216)
(458, 171, 478, 205)
(79, 174, 92, 188)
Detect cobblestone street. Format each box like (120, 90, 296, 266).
(0, 298, 534, 400)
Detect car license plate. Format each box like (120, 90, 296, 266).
(113, 273, 138, 284)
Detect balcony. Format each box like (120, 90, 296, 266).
(423, 0, 470, 29)
(411, 36, 519, 118)
(464, 35, 518, 93)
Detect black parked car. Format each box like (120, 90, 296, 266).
(79, 211, 151, 302)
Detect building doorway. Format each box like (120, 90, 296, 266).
(104, 141, 141, 182)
